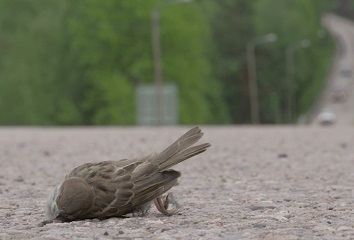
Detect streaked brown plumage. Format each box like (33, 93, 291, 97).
(45, 126, 210, 222)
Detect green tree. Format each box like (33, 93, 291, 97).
(253, 0, 334, 123)
(0, 0, 71, 124)
(0, 0, 335, 125)
(68, 0, 229, 125)
(207, 0, 255, 123)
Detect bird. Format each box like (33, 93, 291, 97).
(44, 126, 210, 223)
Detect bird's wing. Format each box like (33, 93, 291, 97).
(111, 168, 180, 216)
(107, 157, 181, 216)
(67, 159, 180, 218)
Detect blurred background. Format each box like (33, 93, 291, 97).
(0, 0, 352, 126)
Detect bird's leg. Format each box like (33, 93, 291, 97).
(153, 193, 180, 216)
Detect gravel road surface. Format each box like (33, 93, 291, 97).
(0, 126, 353, 239)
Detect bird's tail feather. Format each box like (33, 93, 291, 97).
(152, 126, 210, 170)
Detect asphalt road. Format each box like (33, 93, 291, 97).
(0, 126, 353, 239)
(309, 14, 354, 126)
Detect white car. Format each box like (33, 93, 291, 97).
(317, 109, 336, 125)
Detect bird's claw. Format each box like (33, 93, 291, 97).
(153, 193, 180, 216)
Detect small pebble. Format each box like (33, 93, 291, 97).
(278, 153, 288, 158)
(14, 176, 24, 182)
(253, 224, 267, 229)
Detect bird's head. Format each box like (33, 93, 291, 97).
(45, 177, 95, 221)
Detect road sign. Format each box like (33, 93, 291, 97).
(136, 83, 178, 125)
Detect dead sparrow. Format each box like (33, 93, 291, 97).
(44, 126, 210, 223)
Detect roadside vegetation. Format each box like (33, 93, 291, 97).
(0, 0, 342, 125)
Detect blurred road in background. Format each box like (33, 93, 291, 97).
(308, 14, 354, 126)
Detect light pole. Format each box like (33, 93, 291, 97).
(247, 33, 278, 124)
(151, 0, 192, 125)
(286, 39, 311, 123)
